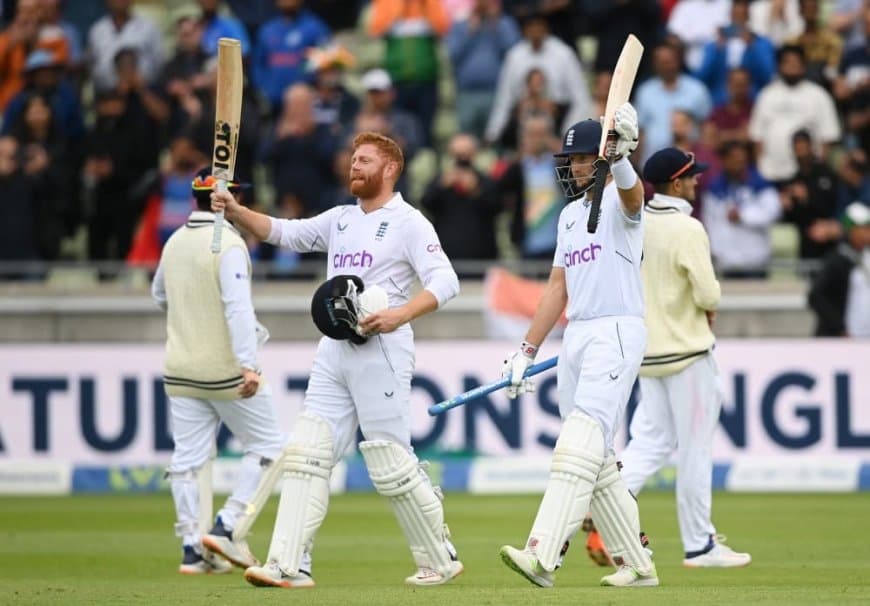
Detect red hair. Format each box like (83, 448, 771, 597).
(352, 131, 404, 176)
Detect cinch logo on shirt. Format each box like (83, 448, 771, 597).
(333, 250, 374, 268)
(564, 243, 602, 267)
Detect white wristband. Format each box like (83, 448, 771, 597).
(611, 157, 638, 190)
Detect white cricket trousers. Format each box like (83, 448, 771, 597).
(619, 353, 721, 553)
(557, 316, 646, 452)
(168, 384, 285, 542)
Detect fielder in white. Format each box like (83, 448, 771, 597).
(618, 147, 751, 567)
(152, 168, 286, 574)
(210, 131, 462, 588)
(500, 107, 659, 588)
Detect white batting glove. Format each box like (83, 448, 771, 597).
(502, 341, 538, 399)
(612, 102, 639, 158)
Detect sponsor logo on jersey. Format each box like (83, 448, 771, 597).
(333, 249, 374, 269)
(564, 243, 602, 267)
(565, 220, 576, 231)
(426, 243, 442, 253)
(337, 222, 349, 232)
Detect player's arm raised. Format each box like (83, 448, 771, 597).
(211, 190, 272, 240)
(611, 102, 644, 216)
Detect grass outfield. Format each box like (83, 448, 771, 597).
(1, 492, 868, 605)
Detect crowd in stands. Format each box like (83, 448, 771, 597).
(0, 0, 867, 331)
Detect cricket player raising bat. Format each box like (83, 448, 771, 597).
(210, 131, 462, 589)
(498, 105, 660, 588)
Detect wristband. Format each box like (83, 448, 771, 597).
(611, 156, 638, 190)
(520, 340, 538, 359)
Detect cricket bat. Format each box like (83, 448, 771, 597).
(210, 38, 243, 253)
(587, 34, 644, 233)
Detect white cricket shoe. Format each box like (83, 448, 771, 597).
(202, 534, 259, 569)
(178, 545, 233, 575)
(405, 561, 464, 586)
(600, 562, 659, 587)
(683, 542, 751, 568)
(244, 561, 315, 588)
(499, 546, 554, 588)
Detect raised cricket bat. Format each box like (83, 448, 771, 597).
(210, 38, 243, 253)
(587, 34, 644, 233)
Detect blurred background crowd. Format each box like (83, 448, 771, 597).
(0, 0, 867, 333)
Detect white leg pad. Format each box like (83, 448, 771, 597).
(230, 454, 284, 540)
(167, 464, 211, 544)
(590, 456, 653, 573)
(359, 440, 456, 577)
(266, 411, 334, 574)
(197, 459, 214, 535)
(528, 411, 604, 571)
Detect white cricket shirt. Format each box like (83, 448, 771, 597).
(267, 193, 460, 323)
(554, 181, 644, 321)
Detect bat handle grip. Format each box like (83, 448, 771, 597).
(211, 179, 228, 253)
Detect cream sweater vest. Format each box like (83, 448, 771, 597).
(640, 199, 721, 377)
(162, 217, 250, 400)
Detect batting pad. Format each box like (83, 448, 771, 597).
(528, 412, 604, 571)
(230, 454, 283, 540)
(166, 461, 212, 540)
(267, 412, 334, 574)
(590, 456, 653, 573)
(359, 440, 455, 576)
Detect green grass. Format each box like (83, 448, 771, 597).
(1, 492, 868, 605)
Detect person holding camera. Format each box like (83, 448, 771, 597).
(420, 133, 501, 267)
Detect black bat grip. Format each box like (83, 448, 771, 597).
(586, 157, 610, 233)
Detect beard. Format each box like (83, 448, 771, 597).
(349, 172, 383, 198)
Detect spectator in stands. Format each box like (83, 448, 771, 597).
(421, 133, 501, 263)
(837, 149, 870, 210)
(7, 91, 79, 238)
(2, 49, 84, 141)
(498, 113, 563, 260)
(261, 83, 340, 216)
(446, 0, 520, 140)
(695, 0, 777, 106)
(252, 0, 330, 112)
(198, 0, 252, 58)
(834, 4, 870, 153)
(0, 0, 69, 111)
(749, 0, 804, 47)
(87, 0, 164, 92)
(667, 0, 730, 72)
(83, 89, 158, 261)
(485, 12, 591, 147)
(809, 201, 870, 337)
(307, 0, 365, 32)
(162, 15, 210, 138)
(225, 0, 278, 42)
(707, 67, 753, 149)
(583, 0, 660, 81)
(672, 110, 719, 216)
(368, 0, 450, 149)
(832, 0, 867, 51)
(113, 48, 169, 137)
(155, 135, 208, 246)
(306, 43, 359, 137)
(781, 129, 843, 261)
(499, 67, 565, 151)
(703, 141, 781, 278)
(787, 0, 843, 91)
(43, 0, 83, 67)
(635, 43, 713, 163)
(0, 135, 61, 266)
(502, 0, 580, 57)
(354, 69, 423, 177)
(749, 44, 840, 184)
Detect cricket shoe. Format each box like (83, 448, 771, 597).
(582, 518, 614, 567)
(600, 562, 659, 587)
(202, 517, 259, 569)
(499, 546, 554, 588)
(244, 561, 315, 588)
(178, 545, 233, 575)
(405, 561, 464, 586)
(683, 536, 751, 568)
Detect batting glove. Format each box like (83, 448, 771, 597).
(502, 341, 538, 399)
(612, 102, 639, 159)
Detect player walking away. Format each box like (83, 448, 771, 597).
(620, 148, 752, 567)
(210, 132, 462, 589)
(499, 107, 659, 588)
(152, 168, 286, 574)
